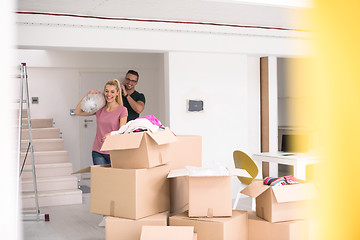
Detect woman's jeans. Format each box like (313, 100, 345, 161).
(92, 151, 111, 165)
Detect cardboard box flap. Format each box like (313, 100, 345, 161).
(72, 164, 110, 174)
(168, 166, 250, 178)
(167, 168, 189, 178)
(240, 181, 269, 198)
(140, 226, 194, 240)
(100, 132, 143, 151)
(272, 182, 319, 203)
(146, 128, 178, 145)
(72, 166, 91, 174)
(228, 168, 252, 178)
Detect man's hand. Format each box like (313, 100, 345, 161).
(120, 83, 128, 96)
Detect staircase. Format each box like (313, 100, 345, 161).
(20, 117, 82, 209)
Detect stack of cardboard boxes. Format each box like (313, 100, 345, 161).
(167, 167, 251, 240)
(78, 127, 318, 240)
(86, 128, 204, 239)
(241, 181, 319, 240)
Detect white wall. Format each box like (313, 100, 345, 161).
(166, 52, 260, 196)
(16, 49, 165, 171)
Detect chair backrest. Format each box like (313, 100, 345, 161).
(233, 150, 258, 185)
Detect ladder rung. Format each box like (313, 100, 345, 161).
(22, 209, 38, 214)
(21, 190, 35, 194)
(22, 169, 33, 172)
(22, 123, 29, 127)
(15, 99, 27, 103)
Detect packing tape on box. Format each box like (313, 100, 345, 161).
(207, 208, 213, 217)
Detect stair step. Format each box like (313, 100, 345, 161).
(21, 139, 64, 152)
(21, 151, 68, 165)
(20, 162, 74, 179)
(22, 128, 60, 140)
(21, 175, 78, 192)
(22, 118, 53, 129)
(21, 189, 83, 209)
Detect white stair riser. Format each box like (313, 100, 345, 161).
(21, 151, 68, 165)
(22, 119, 53, 128)
(22, 128, 60, 139)
(21, 177, 78, 192)
(22, 190, 83, 209)
(21, 166, 73, 179)
(21, 139, 64, 152)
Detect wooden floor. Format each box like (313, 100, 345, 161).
(22, 193, 104, 240)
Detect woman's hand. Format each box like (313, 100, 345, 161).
(88, 90, 101, 95)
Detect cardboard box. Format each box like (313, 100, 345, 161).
(248, 211, 309, 240)
(241, 181, 318, 223)
(168, 135, 202, 215)
(168, 167, 250, 217)
(170, 175, 189, 215)
(90, 164, 170, 220)
(168, 135, 202, 169)
(140, 226, 196, 240)
(169, 210, 248, 240)
(100, 128, 178, 169)
(105, 211, 168, 240)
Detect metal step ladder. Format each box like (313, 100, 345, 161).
(17, 63, 49, 221)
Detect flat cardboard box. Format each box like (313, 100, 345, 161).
(248, 211, 309, 240)
(100, 128, 178, 169)
(90, 164, 170, 220)
(168, 135, 202, 215)
(241, 181, 318, 223)
(168, 167, 250, 217)
(140, 226, 196, 240)
(169, 210, 248, 240)
(105, 211, 168, 240)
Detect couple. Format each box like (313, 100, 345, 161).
(75, 70, 146, 165)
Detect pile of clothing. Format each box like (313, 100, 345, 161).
(110, 115, 164, 135)
(263, 176, 305, 186)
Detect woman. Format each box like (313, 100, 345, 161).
(75, 79, 128, 165)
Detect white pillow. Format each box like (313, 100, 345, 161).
(80, 93, 106, 114)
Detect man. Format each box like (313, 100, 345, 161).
(121, 70, 146, 121)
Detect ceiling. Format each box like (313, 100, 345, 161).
(16, 0, 311, 31)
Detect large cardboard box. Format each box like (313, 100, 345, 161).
(168, 135, 202, 215)
(105, 211, 168, 240)
(90, 164, 170, 220)
(169, 210, 248, 240)
(168, 135, 202, 169)
(241, 181, 318, 223)
(248, 211, 309, 240)
(168, 167, 250, 217)
(140, 226, 197, 240)
(100, 128, 178, 169)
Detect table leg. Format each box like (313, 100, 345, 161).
(269, 162, 278, 177)
(253, 159, 263, 179)
(293, 162, 306, 180)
